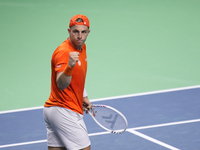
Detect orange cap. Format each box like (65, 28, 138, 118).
(69, 14, 90, 28)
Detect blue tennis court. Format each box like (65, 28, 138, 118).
(1, 0, 200, 149)
(1, 86, 200, 150)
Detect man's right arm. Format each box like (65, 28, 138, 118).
(56, 72, 72, 90)
(56, 52, 79, 90)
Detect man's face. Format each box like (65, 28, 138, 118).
(68, 25, 90, 49)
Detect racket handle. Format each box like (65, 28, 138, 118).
(83, 102, 90, 113)
(83, 102, 88, 107)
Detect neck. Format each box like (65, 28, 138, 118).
(69, 38, 82, 51)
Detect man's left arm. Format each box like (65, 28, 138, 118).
(83, 88, 92, 109)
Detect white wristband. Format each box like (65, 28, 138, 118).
(83, 88, 88, 97)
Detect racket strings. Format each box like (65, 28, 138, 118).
(92, 107, 127, 131)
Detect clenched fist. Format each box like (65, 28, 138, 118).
(68, 52, 80, 68)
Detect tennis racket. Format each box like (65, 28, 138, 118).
(84, 103, 128, 134)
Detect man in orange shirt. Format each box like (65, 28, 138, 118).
(43, 14, 92, 150)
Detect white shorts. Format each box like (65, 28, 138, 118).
(43, 106, 91, 150)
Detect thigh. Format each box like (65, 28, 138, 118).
(44, 107, 91, 150)
(44, 107, 65, 147)
(81, 145, 91, 150)
(48, 147, 66, 150)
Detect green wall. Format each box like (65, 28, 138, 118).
(1, 0, 200, 111)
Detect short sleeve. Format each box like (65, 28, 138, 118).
(52, 49, 69, 74)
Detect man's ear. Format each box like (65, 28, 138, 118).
(68, 28, 70, 34)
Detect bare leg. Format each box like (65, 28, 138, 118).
(81, 145, 91, 150)
(48, 145, 90, 150)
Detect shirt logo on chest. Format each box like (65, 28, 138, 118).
(78, 60, 81, 66)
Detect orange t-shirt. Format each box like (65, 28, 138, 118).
(44, 38, 87, 115)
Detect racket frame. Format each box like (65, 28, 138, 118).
(87, 104, 128, 134)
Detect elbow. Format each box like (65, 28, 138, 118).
(56, 72, 71, 90)
(56, 80, 69, 91)
(56, 81, 63, 90)
(57, 84, 65, 91)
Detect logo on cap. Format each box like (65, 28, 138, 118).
(69, 14, 90, 28)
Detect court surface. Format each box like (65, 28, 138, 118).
(0, 85, 200, 150)
(1, 0, 200, 150)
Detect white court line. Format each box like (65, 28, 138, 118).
(127, 130, 180, 150)
(131, 119, 200, 130)
(0, 106, 44, 114)
(0, 132, 111, 148)
(91, 85, 200, 102)
(0, 140, 47, 148)
(0, 85, 200, 114)
(126, 119, 200, 150)
(1, 119, 200, 148)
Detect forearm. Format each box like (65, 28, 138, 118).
(83, 89, 92, 109)
(83, 88, 89, 104)
(83, 96, 89, 103)
(56, 52, 79, 90)
(56, 72, 72, 90)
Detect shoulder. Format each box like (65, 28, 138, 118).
(52, 40, 70, 57)
(51, 40, 71, 63)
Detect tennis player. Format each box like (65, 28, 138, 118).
(43, 14, 92, 150)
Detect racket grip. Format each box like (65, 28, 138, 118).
(83, 102, 88, 107)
